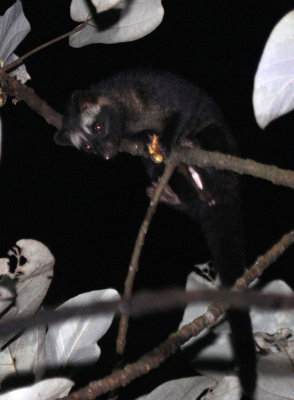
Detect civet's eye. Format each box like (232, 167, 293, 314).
(93, 122, 103, 132)
(85, 144, 93, 152)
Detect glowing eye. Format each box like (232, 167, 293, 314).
(85, 145, 93, 152)
(93, 122, 103, 132)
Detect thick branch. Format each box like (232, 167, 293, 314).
(177, 146, 294, 190)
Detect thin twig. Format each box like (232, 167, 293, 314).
(59, 229, 294, 400)
(7, 346, 17, 374)
(2, 22, 89, 73)
(116, 156, 179, 356)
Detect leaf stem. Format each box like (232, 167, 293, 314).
(2, 21, 88, 73)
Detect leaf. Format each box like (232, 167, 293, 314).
(251, 280, 294, 334)
(0, 325, 46, 385)
(253, 11, 294, 129)
(69, 0, 164, 46)
(91, 0, 123, 13)
(136, 376, 217, 400)
(45, 289, 119, 368)
(204, 350, 294, 399)
(256, 352, 294, 399)
(0, 273, 16, 314)
(203, 376, 240, 400)
(8, 239, 55, 318)
(0, 239, 55, 347)
(6, 53, 30, 84)
(0, 0, 30, 62)
(180, 278, 294, 399)
(13, 325, 46, 379)
(71, 0, 122, 19)
(0, 377, 74, 400)
(179, 268, 233, 379)
(0, 1, 31, 83)
(179, 264, 221, 335)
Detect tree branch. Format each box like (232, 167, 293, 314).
(1, 70, 294, 191)
(58, 229, 294, 400)
(116, 155, 179, 356)
(176, 146, 294, 190)
(0, 70, 62, 130)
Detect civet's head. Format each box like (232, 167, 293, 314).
(54, 90, 124, 160)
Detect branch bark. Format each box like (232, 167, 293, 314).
(116, 156, 179, 356)
(0, 70, 62, 130)
(176, 146, 294, 190)
(1, 70, 294, 190)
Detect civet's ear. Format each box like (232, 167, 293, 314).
(71, 90, 94, 112)
(54, 130, 74, 147)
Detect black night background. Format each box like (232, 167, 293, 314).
(1, 0, 294, 395)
